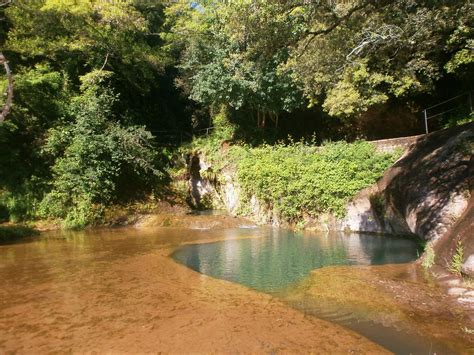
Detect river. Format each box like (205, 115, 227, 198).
(0, 224, 470, 353)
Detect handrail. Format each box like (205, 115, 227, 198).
(422, 92, 470, 112)
(422, 91, 473, 134)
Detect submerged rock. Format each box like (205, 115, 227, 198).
(447, 287, 468, 296)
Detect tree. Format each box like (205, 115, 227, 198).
(39, 71, 162, 228)
(0, 1, 13, 122)
(168, 0, 473, 121)
(164, 0, 306, 128)
(0, 0, 173, 225)
(286, 0, 474, 116)
(0, 52, 13, 122)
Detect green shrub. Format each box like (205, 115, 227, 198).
(443, 113, 473, 129)
(38, 71, 163, 228)
(0, 179, 44, 223)
(448, 241, 464, 275)
(186, 105, 235, 165)
(230, 141, 398, 222)
(422, 242, 435, 269)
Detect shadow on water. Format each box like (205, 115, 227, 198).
(283, 293, 452, 354)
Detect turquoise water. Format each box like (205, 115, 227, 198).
(171, 229, 457, 354)
(172, 229, 422, 294)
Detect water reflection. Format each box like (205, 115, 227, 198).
(172, 230, 422, 294)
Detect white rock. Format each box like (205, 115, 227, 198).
(461, 254, 474, 277)
(447, 287, 467, 296)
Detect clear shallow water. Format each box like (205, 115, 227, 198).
(172, 229, 422, 294)
(172, 229, 459, 354)
(0, 226, 460, 354)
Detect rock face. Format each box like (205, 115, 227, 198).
(461, 255, 474, 277)
(189, 123, 473, 245)
(338, 122, 473, 241)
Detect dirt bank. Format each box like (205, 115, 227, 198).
(0, 228, 386, 354)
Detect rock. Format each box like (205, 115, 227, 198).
(447, 287, 467, 296)
(461, 254, 474, 277)
(457, 297, 474, 308)
(440, 279, 461, 287)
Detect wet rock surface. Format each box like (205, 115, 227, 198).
(283, 263, 474, 353)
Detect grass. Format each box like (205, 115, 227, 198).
(421, 242, 435, 269)
(448, 240, 464, 275)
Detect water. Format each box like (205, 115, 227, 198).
(0, 226, 465, 353)
(172, 229, 422, 294)
(172, 229, 460, 354)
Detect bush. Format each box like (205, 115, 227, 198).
(422, 242, 435, 269)
(448, 241, 464, 275)
(230, 140, 399, 222)
(38, 71, 163, 228)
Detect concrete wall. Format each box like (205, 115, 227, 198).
(370, 135, 424, 153)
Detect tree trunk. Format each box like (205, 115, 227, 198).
(0, 52, 13, 123)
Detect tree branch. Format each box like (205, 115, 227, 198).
(297, 1, 374, 57)
(99, 52, 109, 71)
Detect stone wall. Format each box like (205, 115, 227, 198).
(370, 134, 424, 153)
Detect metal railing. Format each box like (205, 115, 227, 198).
(422, 91, 473, 134)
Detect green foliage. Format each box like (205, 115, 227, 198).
(164, 1, 305, 121)
(443, 114, 474, 129)
(0, 0, 471, 229)
(5, 0, 162, 81)
(287, 1, 473, 117)
(166, 1, 472, 119)
(448, 240, 464, 275)
(185, 105, 235, 170)
(422, 242, 435, 269)
(37, 71, 162, 228)
(0, 188, 39, 223)
(0, 1, 176, 228)
(230, 140, 398, 222)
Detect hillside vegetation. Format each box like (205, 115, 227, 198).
(0, 0, 471, 228)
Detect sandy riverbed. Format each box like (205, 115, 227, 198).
(0, 227, 387, 353)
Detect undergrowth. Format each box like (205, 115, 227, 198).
(175, 106, 400, 224)
(448, 240, 464, 275)
(229, 141, 399, 222)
